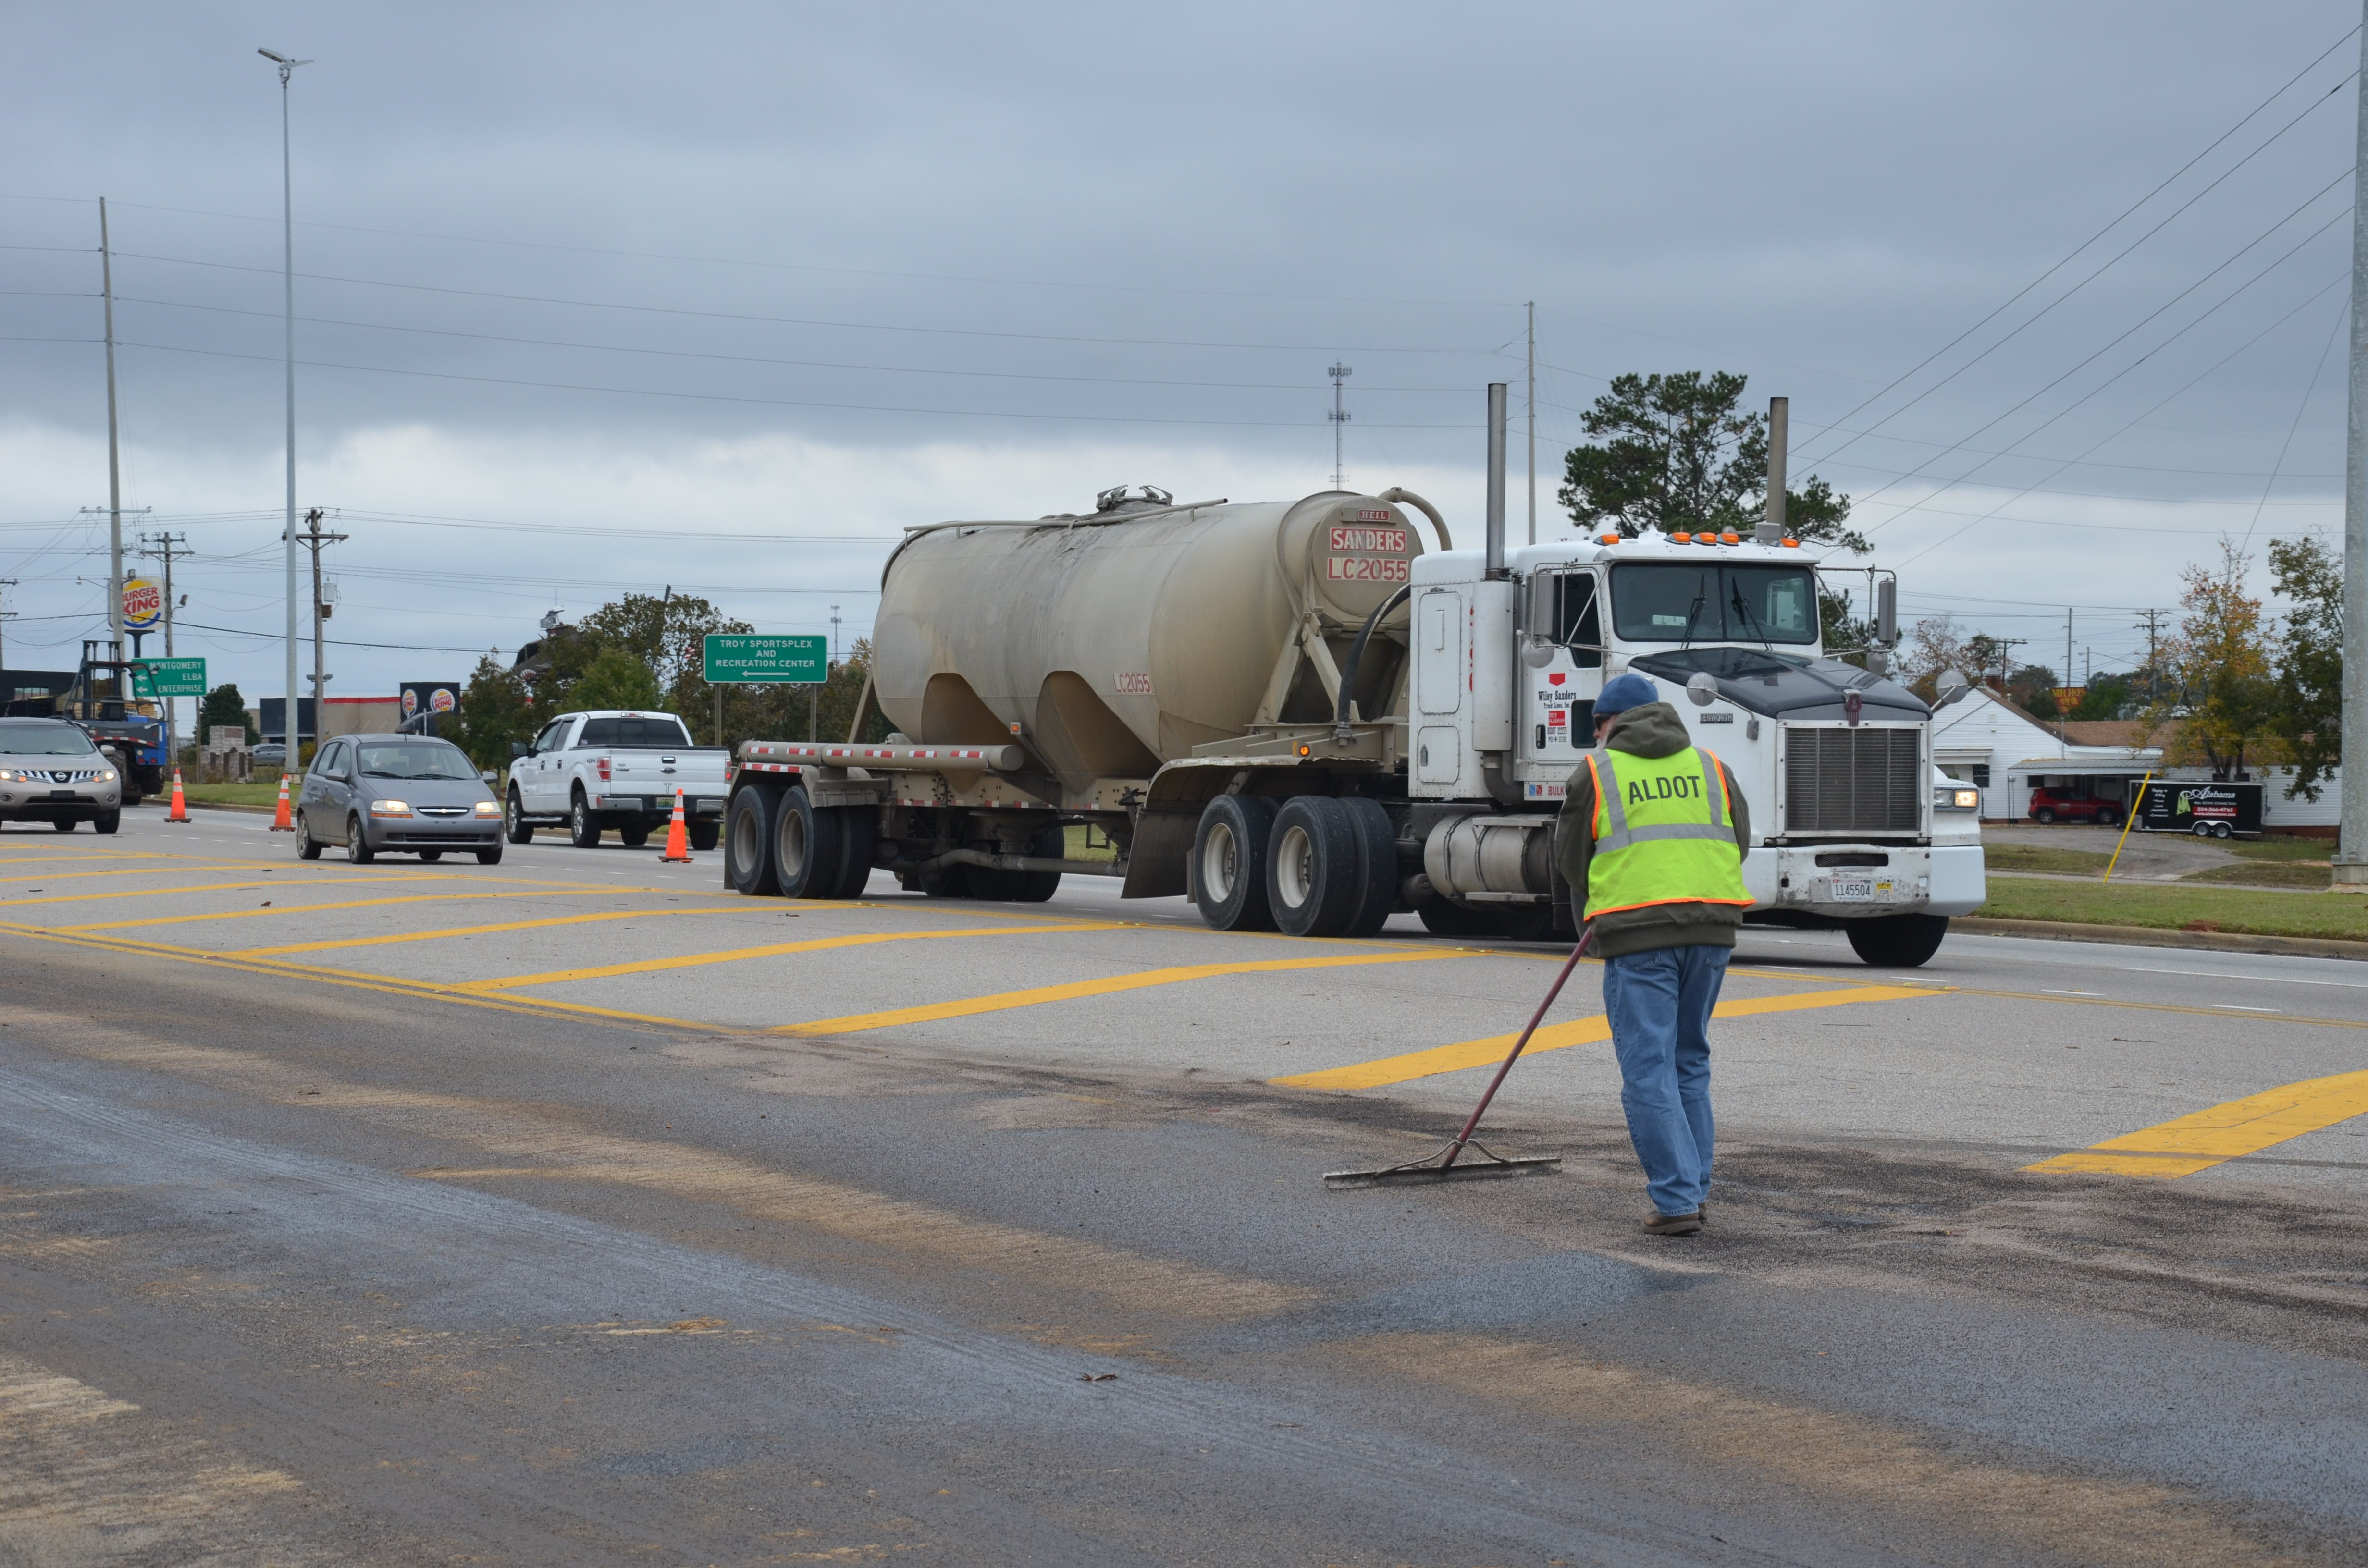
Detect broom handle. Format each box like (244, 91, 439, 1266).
(1441, 923, 1594, 1167)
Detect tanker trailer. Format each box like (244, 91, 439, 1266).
(724, 395, 1984, 968)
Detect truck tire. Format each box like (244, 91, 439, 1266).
(689, 818, 721, 854)
(774, 784, 846, 898)
(1844, 913, 1948, 968)
(727, 786, 782, 896)
(829, 807, 876, 897)
(505, 789, 533, 844)
(913, 862, 974, 898)
(1339, 796, 1397, 938)
(1266, 796, 1361, 939)
(569, 791, 602, 848)
(1193, 795, 1276, 931)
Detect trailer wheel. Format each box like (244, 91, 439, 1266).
(828, 807, 876, 897)
(1193, 795, 1276, 931)
(1844, 913, 1948, 968)
(969, 822, 1060, 902)
(727, 786, 782, 895)
(1266, 796, 1361, 939)
(913, 862, 974, 898)
(774, 784, 846, 898)
(1339, 797, 1397, 938)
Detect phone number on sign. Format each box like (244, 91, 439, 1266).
(1326, 555, 1411, 582)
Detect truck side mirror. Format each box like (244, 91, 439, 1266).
(1524, 572, 1557, 642)
(1933, 668, 1971, 707)
(1686, 672, 1719, 707)
(1875, 577, 1897, 646)
(510, 741, 530, 759)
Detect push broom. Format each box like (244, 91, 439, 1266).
(1323, 923, 1593, 1189)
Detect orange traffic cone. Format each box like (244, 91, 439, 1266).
(165, 768, 190, 824)
(269, 771, 295, 832)
(659, 785, 693, 862)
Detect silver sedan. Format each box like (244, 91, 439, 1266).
(296, 735, 503, 864)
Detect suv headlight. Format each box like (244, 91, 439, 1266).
(369, 798, 413, 817)
(97, 768, 117, 783)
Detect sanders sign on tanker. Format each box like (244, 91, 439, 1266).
(120, 577, 163, 633)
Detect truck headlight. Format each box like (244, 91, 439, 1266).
(473, 800, 500, 817)
(1934, 786, 1979, 811)
(369, 798, 413, 817)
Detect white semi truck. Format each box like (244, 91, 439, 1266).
(722, 389, 1985, 966)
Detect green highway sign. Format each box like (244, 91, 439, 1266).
(136, 657, 207, 697)
(703, 633, 827, 685)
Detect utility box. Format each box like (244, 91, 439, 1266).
(2138, 778, 2263, 838)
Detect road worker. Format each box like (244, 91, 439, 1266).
(1554, 671, 1752, 1236)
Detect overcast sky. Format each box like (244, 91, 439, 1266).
(5, 1, 2363, 710)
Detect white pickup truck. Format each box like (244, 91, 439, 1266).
(503, 709, 730, 850)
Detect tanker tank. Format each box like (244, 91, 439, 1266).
(873, 487, 1439, 797)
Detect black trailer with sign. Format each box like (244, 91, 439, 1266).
(2136, 778, 2264, 839)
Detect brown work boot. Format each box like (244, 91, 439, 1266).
(1642, 1211, 1702, 1237)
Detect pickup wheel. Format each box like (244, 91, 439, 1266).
(568, 791, 602, 849)
(727, 785, 783, 895)
(1266, 796, 1361, 939)
(688, 818, 721, 854)
(774, 784, 846, 898)
(1844, 913, 1948, 968)
(505, 789, 533, 845)
(1339, 797, 1396, 938)
(619, 823, 651, 847)
(1193, 795, 1276, 931)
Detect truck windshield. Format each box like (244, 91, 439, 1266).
(0, 722, 97, 756)
(1610, 563, 1818, 645)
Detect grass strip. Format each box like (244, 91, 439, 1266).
(1985, 843, 2115, 876)
(2181, 861, 2331, 890)
(1974, 875, 2368, 940)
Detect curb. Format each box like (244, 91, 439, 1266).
(158, 799, 278, 817)
(1953, 915, 2368, 963)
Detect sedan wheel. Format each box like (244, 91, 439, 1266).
(296, 811, 322, 861)
(346, 815, 376, 864)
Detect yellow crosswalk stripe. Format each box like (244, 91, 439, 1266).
(2025, 1069, 2368, 1178)
(777, 947, 1461, 1037)
(1275, 982, 1937, 1090)
(225, 904, 785, 956)
(451, 920, 1133, 993)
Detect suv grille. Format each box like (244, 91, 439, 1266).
(1783, 725, 1921, 834)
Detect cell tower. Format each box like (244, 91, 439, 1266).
(1327, 362, 1353, 490)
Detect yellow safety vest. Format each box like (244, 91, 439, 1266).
(1582, 744, 1751, 920)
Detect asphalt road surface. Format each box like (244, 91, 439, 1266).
(3, 807, 2365, 1566)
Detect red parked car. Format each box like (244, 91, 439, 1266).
(2027, 785, 2123, 827)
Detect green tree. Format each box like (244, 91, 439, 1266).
(2269, 532, 2342, 800)
(2068, 671, 2134, 721)
(2007, 663, 2060, 722)
(445, 652, 536, 772)
(2148, 541, 2275, 780)
(198, 682, 258, 744)
(1558, 371, 1868, 551)
(568, 644, 665, 712)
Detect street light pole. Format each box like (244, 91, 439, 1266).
(99, 197, 124, 664)
(260, 48, 312, 761)
(2340, 7, 2368, 885)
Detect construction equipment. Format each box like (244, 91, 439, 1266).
(1322, 924, 1592, 1189)
(723, 390, 1986, 968)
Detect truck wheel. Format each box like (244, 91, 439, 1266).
(1266, 796, 1361, 939)
(774, 785, 846, 898)
(619, 823, 651, 847)
(505, 789, 533, 844)
(689, 818, 721, 854)
(829, 807, 876, 897)
(1193, 795, 1276, 931)
(1844, 913, 1947, 968)
(569, 792, 602, 848)
(91, 810, 121, 837)
(914, 862, 974, 898)
(727, 787, 782, 896)
(1417, 893, 1496, 937)
(1339, 797, 1397, 938)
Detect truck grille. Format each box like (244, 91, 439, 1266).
(1783, 725, 1921, 834)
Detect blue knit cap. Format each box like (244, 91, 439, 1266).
(1591, 672, 1661, 719)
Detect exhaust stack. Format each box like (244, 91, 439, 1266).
(1758, 395, 1788, 544)
(1485, 382, 1508, 577)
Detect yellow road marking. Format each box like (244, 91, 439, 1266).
(2025, 1069, 2368, 1178)
(69, 890, 567, 931)
(1276, 983, 1937, 1090)
(0, 874, 453, 907)
(777, 947, 1460, 1037)
(227, 904, 779, 957)
(0, 864, 296, 885)
(452, 920, 1134, 992)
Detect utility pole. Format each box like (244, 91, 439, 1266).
(1526, 301, 1537, 546)
(2341, 2, 2368, 884)
(2064, 608, 2073, 695)
(2134, 608, 2168, 704)
(1327, 362, 1352, 490)
(139, 533, 189, 762)
(0, 578, 16, 672)
(260, 47, 312, 768)
(99, 197, 124, 663)
(295, 508, 347, 752)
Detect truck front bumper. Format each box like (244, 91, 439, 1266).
(1742, 844, 1986, 919)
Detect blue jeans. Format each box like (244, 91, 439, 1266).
(1602, 944, 1729, 1217)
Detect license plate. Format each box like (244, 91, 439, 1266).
(48, 789, 77, 801)
(1830, 877, 1873, 902)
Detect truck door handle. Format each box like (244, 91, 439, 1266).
(1536, 725, 1546, 748)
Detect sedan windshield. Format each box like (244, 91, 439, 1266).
(1610, 563, 1818, 645)
(0, 722, 98, 756)
(357, 741, 480, 781)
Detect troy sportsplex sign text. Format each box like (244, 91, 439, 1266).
(703, 634, 827, 685)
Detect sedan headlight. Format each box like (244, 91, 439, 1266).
(473, 800, 501, 817)
(369, 798, 414, 817)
